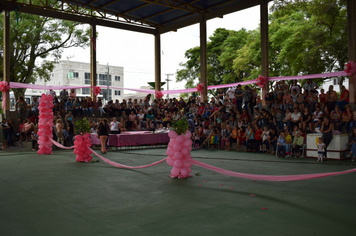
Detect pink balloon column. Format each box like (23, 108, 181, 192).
(73, 133, 92, 162)
(37, 94, 54, 155)
(166, 130, 193, 178)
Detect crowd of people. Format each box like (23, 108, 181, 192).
(1, 79, 355, 161)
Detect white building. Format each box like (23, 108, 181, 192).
(32, 60, 124, 101)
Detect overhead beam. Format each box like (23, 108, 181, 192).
(2, 1, 156, 35)
(158, 0, 271, 34)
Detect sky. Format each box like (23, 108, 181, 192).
(60, 5, 265, 94)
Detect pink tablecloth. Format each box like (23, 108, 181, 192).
(91, 132, 169, 147)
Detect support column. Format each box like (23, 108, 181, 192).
(260, 0, 269, 107)
(90, 24, 97, 106)
(347, 0, 356, 108)
(155, 31, 161, 95)
(200, 14, 207, 102)
(3, 11, 10, 116)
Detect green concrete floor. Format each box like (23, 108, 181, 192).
(0, 147, 355, 236)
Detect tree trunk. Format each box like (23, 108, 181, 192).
(13, 88, 26, 101)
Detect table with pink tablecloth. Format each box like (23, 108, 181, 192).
(91, 132, 169, 147)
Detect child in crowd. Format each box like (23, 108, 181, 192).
(192, 127, 200, 150)
(31, 128, 39, 151)
(261, 126, 270, 152)
(317, 137, 325, 162)
(254, 125, 262, 153)
(56, 119, 64, 145)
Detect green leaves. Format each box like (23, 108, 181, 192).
(75, 117, 91, 135)
(172, 117, 189, 135)
(0, 11, 90, 99)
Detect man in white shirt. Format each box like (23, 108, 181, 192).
(110, 117, 121, 134)
(227, 87, 235, 101)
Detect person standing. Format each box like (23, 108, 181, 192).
(320, 117, 333, 160)
(234, 85, 243, 112)
(98, 118, 109, 154)
(60, 89, 68, 103)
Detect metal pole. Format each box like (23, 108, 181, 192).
(165, 73, 173, 99)
(107, 63, 109, 100)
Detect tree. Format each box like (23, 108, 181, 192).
(176, 0, 348, 90)
(0, 1, 90, 99)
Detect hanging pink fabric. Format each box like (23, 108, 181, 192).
(189, 159, 356, 181)
(90, 148, 168, 169)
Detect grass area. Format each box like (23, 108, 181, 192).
(0, 148, 355, 236)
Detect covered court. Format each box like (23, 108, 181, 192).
(0, 148, 355, 235)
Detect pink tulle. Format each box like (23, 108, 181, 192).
(89, 148, 168, 169)
(189, 159, 356, 181)
(50, 139, 74, 150)
(0, 81, 10, 112)
(8, 70, 347, 96)
(37, 94, 54, 155)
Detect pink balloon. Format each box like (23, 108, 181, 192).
(171, 167, 181, 176)
(168, 141, 175, 148)
(184, 131, 192, 139)
(175, 135, 185, 144)
(181, 147, 190, 155)
(173, 143, 182, 151)
(174, 160, 183, 168)
(166, 157, 175, 166)
(174, 151, 183, 160)
(166, 148, 175, 157)
(183, 139, 193, 147)
(168, 131, 178, 139)
(180, 168, 190, 177)
(183, 162, 193, 168)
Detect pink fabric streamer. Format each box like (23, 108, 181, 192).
(190, 159, 356, 181)
(8, 70, 348, 96)
(268, 71, 347, 82)
(89, 148, 168, 169)
(50, 139, 74, 150)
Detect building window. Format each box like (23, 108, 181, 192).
(98, 74, 112, 86)
(82, 88, 90, 95)
(100, 89, 112, 100)
(73, 72, 79, 78)
(115, 76, 120, 81)
(115, 90, 121, 95)
(84, 72, 91, 84)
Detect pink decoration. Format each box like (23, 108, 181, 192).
(196, 83, 204, 93)
(0, 81, 10, 112)
(73, 133, 92, 162)
(93, 86, 101, 97)
(344, 61, 356, 77)
(256, 75, 267, 88)
(38, 94, 54, 155)
(189, 159, 356, 181)
(90, 148, 168, 168)
(167, 131, 193, 179)
(155, 90, 163, 99)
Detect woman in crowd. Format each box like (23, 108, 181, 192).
(97, 118, 109, 154)
(15, 96, 27, 121)
(19, 118, 35, 143)
(320, 116, 333, 160)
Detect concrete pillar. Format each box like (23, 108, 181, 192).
(348, 0, 356, 108)
(3, 11, 10, 117)
(200, 14, 207, 102)
(260, 0, 269, 106)
(154, 31, 161, 94)
(90, 24, 97, 106)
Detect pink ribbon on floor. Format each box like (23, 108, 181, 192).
(189, 159, 356, 182)
(50, 139, 75, 150)
(89, 148, 168, 169)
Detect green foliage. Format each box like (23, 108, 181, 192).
(0, 0, 90, 99)
(172, 117, 189, 135)
(75, 117, 91, 135)
(176, 0, 348, 90)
